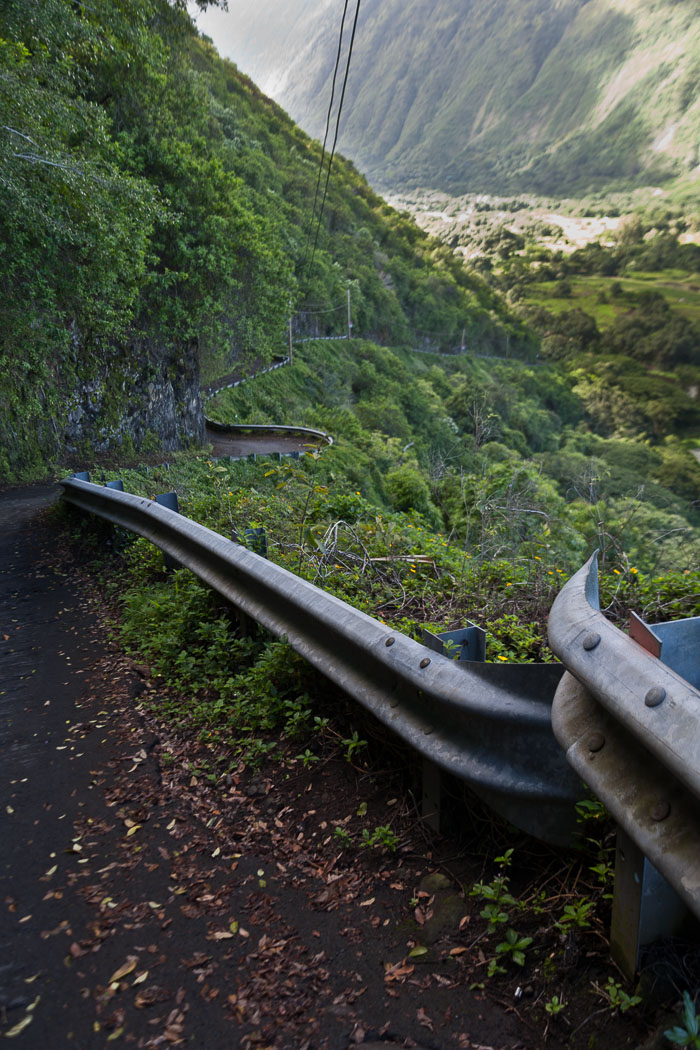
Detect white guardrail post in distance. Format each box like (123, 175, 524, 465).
(549, 555, 700, 978)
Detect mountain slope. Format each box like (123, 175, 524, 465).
(0, 0, 529, 483)
(208, 0, 700, 195)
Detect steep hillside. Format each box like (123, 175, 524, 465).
(204, 0, 700, 196)
(0, 0, 526, 483)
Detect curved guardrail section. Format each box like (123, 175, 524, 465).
(205, 420, 333, 447)
(548, 554, 700, 802)
(548, 554, 700, 921)
(60, 477, 582, 846)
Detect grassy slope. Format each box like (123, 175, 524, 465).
(523, 270, 700, 328)
(207, 338, 700, 578)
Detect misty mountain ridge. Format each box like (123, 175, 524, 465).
(219, 0, 700, 196)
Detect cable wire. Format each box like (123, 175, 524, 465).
(302, 0, 351, 277)
(296, 301, 347, 315)
(306, 0, 362, 283)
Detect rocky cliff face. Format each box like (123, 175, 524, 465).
(0, 337, 204, 485)
(63, 339, 205, 457)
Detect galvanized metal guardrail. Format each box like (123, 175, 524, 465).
(60, 476, 582, 846)
(548, 553, 700, 974)
(205, 420, 333, 447)
(203, 357, 290, 400)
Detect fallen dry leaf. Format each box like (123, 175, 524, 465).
(417, 1006, 434, 1030)
(384, 962, 414, 982)
(108, 955, 138, 985)
(4, 1014, 33, 1037)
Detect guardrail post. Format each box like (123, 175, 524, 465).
(106, 480, 124, 491)
(244, 527, 268, 558)
(611, 828, 689, 979)
(155, 492, 180, 569)
(423, 622, 486, 662)
(608, 610, 700, 976)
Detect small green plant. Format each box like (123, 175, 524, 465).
(529, 888, 548, 915)
(590, 861, 614, 886)
(266, 451, 328, 571)
(360, 824, 399, 852)
(342, 730, 368, 763)
(593, 977, 642, 1014)
(295, 748, 319, 768)
(480, 902, 510, 930)
(442, 638, 461, 660)
(575, 798, 608, 824)
(665, 991, 700, 1047)
(471, 852, 519, 932)
(555, 897, 595, 931)
(545, 995, 566, 1017)
(333, 826, 352, 848)
(495, 928, 532, 968)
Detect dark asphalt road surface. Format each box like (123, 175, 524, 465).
(1, 484, 103, 1043)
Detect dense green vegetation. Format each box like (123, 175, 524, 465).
(208, 339, 700, 580)
(222, 0, 700, 196)
(485, 218, 700, 456)
(6, 0, 700, 675)
(0, 0, 526, 484)
(73, 333, 700, 770)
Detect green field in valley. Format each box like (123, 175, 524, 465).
(523, 269, 700, 328)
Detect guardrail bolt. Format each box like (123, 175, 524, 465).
(644, 686, 666, 708)
(587, 732, 605, 753)
(582, 632, 601, 651)
(385, 638, 395, 648)
(650, 801, 671, 822)
(420, 657, 431, 669)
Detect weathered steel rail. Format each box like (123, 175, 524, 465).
(548, 554, 700, 973)
(60, 477, 582, 846)
(205, 420, 333, 447)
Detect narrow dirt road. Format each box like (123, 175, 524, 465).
(1, 486, 531, 1049)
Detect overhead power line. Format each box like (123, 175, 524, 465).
(304, 0, 362, 286)
(302, 0, 351, 274)
(297, 301, 347, 315)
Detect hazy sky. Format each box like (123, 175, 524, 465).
(187, 3, 244, 64)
